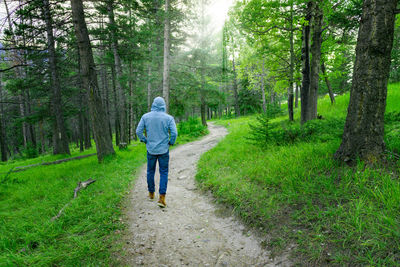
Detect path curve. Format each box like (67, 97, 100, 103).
(120, 123, 291, 266)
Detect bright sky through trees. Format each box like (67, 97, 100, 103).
(205, 0, 234, 33)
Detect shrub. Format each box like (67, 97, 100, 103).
(248, 115, 344, 146)
(178, 117, 208, 138)
(266, 103, 283, 118)
(22, 143, 38, 159)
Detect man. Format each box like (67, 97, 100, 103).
(136, 97, 178, 208)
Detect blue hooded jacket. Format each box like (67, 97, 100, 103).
(136, 97, 178, 155)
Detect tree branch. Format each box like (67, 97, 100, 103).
(0, 64, 29, 73)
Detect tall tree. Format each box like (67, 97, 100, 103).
(335, 0, 398, 163)
(70, 0, 115, 162)
(309, 1, 323, 120)
(288, 0, 295, 121)
(42, 0, 70, 155)
(162, 0, 171, 113)
(232, 57, 240, 117)
(107, 0, 128, 147)
(300, 1, 312, 124)
(0, 75, 7, 161)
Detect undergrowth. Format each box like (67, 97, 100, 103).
(177, 117, 209, 143)
(196, 84, 400, 266)
(0, 118, 207, 266)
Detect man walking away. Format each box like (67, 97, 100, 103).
(136, 97, 178, 208)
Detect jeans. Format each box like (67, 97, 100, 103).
(147, 151, 169, 195)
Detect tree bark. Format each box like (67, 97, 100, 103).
(83, 111, 91, 149)
(295, 84, 299, 108)
(70, 0, 115, 162)
(107, 0, 128, 147)
(200, 96, 207, 126)
(111, 64, 120, 146)
(309, 1, 323, 120)
(334, 0, 397, 163)
(232, 57, 240, 117)
(300, 2, 312, 124)
(42, 0, 70, 155)
(147, 65, 152, 112)
(0, 78, 7, 161)
(321, 60, 335, 104)
(288, 1, 295, 121)
(260, 61, 267, 113)
(162, 0, 170, 113)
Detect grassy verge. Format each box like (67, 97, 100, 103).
(0, 118, 207, 266)
(196, 84, 400, 265)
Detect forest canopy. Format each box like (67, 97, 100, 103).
(0, 0, 398, 163)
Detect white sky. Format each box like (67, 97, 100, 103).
(205, 0, 235, 33)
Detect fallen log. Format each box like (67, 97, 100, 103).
(13, 153, 97, 173)
(73, 178, 96, 198)
(51, 178, 96, 221)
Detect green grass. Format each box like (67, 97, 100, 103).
(0, 118, 207, 266)
(197, 84, 400, 265)
(0, 144, 145, 266)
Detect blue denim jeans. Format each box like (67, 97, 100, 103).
(147, 151, 169, 195)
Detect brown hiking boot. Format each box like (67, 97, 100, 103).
(149, 192, 155, 200)
(158, 194, 166, 208)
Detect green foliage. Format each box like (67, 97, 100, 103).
(196, 84, 400, 266)
(177, 117, 209, 143)
(385, 111, 400, 153)
(22, 143, 38, 159)
(249, 114, 344, 146)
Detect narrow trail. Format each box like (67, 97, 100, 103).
(120, 123, 291, 266)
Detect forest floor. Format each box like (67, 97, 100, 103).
(118, 123, 291, 266)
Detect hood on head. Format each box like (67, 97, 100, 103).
(151, 97, 166, 112)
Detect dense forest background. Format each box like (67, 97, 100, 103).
(0, 0, 399, 162)
(1, 1, 400, 265)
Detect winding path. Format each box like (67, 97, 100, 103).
(120, 123, 291, 266)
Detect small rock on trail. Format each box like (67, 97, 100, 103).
(119, 123, 291, 266)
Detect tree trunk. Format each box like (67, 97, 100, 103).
(19, 92, 27, 148)
(0, 116, 7, 161)
(147, 65, 152, 112)
(288, 1, 295, 121)
(300, 2, 312, 124)
(162, 0, 170, 113)
(260, 61, 267, 113)
(0, 78, 7, 161)
(107, 0, 128, 147)
(200, 96, 207, 126)
(71, 0, 115, 162)
(334, 0, 397, 163)
(39, 120, 46, 154)
(42, 0, 70, 155)
(84, 111, 91, 149)
(309, 1, 323, 120)
(78, 67, 85, 152)
(295, 84, 299, 108)
(104, 65, 113, 141)
(321, 60, 335, 104)
(128, 60, 133, 143)
(77, 47, 91, 150)
(111, 65, 120, 146)
(232, 57, 240, 117)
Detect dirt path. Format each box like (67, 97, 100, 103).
(120, 123, 291, 266)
